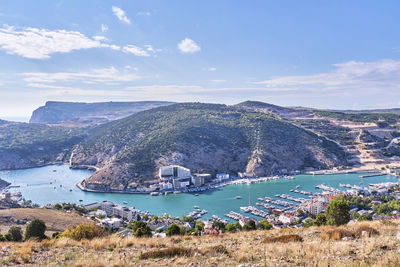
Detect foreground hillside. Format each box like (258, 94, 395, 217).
(1, 219, 400, 266)
(30, 101, 174, 125)
(71, 103, 346, 188)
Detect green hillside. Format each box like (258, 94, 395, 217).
(71, 103, 347, 188)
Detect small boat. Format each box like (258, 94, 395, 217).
(123, 201, 128, 204)
(235, 196, 242, 199)
(296, 185, 301, 189)
(195, 193, 199, 196)
(69, 189, 72, 192)
(173, 191, 181, 194)
(79, 199, 83, 202)
(150, 192, 159, 196)
(59, 185, 62, 187)
(53, 170, 57, 172)
(194, 206, 200, 209)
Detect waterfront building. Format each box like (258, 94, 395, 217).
(159, 165, 191, 181)
(216, 173, 230, 182)
(239, 217, 258, 227)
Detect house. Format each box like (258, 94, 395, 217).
(279, 213, 296, 224)
(101, 217, 122, 229)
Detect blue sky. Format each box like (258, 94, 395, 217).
(0, 0, 400, 117)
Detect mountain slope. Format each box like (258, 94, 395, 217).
(0, 121, 86, 170)
(71, 103, 347, 188)
(29, 101, 174, 125)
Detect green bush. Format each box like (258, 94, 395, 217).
(326, 195, 350, 226)
(257, 219, 272, 230)
(5, 226, 23, 242)
(25, 219, 47, 241)
(165, 224, 181, 236)
(313, 214, 327, 226)
(127, 220, 152, 237)
(61, 224, 104, 240)
(243, 220, 257, 231)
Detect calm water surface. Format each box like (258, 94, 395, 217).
(1, 165, 398, 219)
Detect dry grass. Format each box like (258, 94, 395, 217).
(139, 246, 195, 259)
(1, 219, 400, 266)
(0, 208, 91, 233)
(320, 228, 355, 241)
(263, 234, 303, 243)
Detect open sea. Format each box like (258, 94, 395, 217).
(1, 165, 398, 219)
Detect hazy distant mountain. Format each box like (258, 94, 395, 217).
(71, 103, 347, 188)
(29, 101, 174, 125)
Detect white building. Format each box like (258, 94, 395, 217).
(279, 213, 296, 224)
(216, 173, 230, 182)
(159, 165, 191, 181)
(101, 217, 122, 229)
(100, 201, 139, 221)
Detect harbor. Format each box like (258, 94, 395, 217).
(1, 165, 399, 222)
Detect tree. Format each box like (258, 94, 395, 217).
(313, 214, 327, 226)
(225, 222, 242, 233)
(325, 196, 350, 226)
(297, 209, 305, 217)
(127, 221, 152, 237)
(212, 221, 226, 231)
(25, 219, 47, 240)
(243, 220, 256, 231)
(5, 226, 23, 242)
(257, 219, 272, 230)
(303, 219, 314, 228)
(54, 203, 62, 210)
(166, 224, 181, 236)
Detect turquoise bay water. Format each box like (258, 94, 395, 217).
(1, 165, 398, 219)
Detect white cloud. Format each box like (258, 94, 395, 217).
(253, 59, 400, 94)
(178, 38, 201, 53)
(210, 79, 226, 83)
(23, 67, 141, 85)
(208, 67, 217, 71)
(93, 35, 108, 41)
(0, 25, 106, 59)
(137, 11, 151, 16)
(0, 25, 158, 59)
(112, 6, 131, 24)
(101, 24, 108, 33)
(122, 45, 150, 56)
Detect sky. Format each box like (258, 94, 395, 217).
(0, 0, 400, 117)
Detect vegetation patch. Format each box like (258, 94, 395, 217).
(355, 225, 379, 238)
(263, 234, 303, 243)
(139, 246, 195, 259)
(319, 229, 355, 241)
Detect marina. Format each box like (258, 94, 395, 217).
(1, 165, 399, 221)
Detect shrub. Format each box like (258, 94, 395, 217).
(0, 234, 5, 242)
(314, 214, 327, 226)
(165, 224, 181, 236)
(139, 247, 194, 259)
(243, 220, 257, 231)
(355, 225, 379, 238)
(61, 224, 103, 240)
(225, 222, 242, 233)
(320, 229, 355, 241)
(5, 226, 23, 242)
(325, 195, 350, 226)
(358, 214, 372, 221)
(127, 221, 152, 237)
(25, 219, 46, 241)
(257, 219, 272, 230)
(263, 234, 303, 243)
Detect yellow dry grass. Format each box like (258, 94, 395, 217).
(1, 219, 400, 266)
